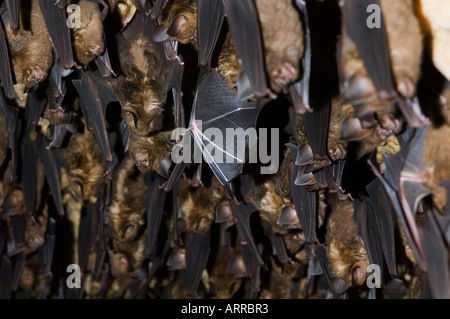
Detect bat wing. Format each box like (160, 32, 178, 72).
(366, 179, 397, 276)
(197, 0, 225, 67)
(27, 134, 64, 217)
(149, 0, 166, 21)
(144, 172, 166, 258)
(301, 91, 330, 161)
(94, 47, 116, 78)
(11, 252, 26, 291)
(72, 70, 118, 163)
(398, 126, 431, 217)
(315, 244, 341, 299)
(5, 0, 20, 31)
(189, 70, 261, 185)
(268, 234, 290, 264)
(418, 208, 450, 298)
(223, 0, 272, 99)
(39, 0, 77, 70)
(288, 148, 317, 243)
(9, 215, 25, 248)
(185, 231, 211, 297)
(367, 158, 425, 270)
(290, 0, 311, 114)
(24, 88, 47, 129)
(78, 203, 99, 272)
(38, 217, 56, 277)
(0, 255, 12, 298)
(0, 17, 17, 100)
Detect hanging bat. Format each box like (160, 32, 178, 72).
(418, 0, 450, 82)
(62, 126, 106, 203)
(1, 0, 53, 88)
(252, 0, 304, 93)
(70, 0, 106, 66)
(111, 37, 170, 137)
(107, 155, 146, 243)
(340, 0, 427, 129)
(326, 199, 370, 290)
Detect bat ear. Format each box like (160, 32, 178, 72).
(167, 15, 187, 37)
(149, 114, 164, 132)
(153, 15, 187, 42)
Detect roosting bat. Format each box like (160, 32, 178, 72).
(2, 0, 53, 87)
(111, 37, 169, 137)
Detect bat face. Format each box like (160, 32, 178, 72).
(3, 0, 53, 87)
(109, 234, 147, 278)
(112, 38, 168, 137)
(108, 156, 146, 242)
(158, 0, 197, 44)
(128, 131, 173, 177)
(70, 0, 105, 65)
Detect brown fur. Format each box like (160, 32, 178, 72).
(179, 176, 222, 234)
(62, 128, 105, 202)
(254, 0, 304, 93)
(207, 245, 242, 299)
(326, 200, 370, 288)
(418, 0, 450, 81)
(112, 37, 168, 137)
(216, 33, 241, 93)
(2, 0, 53, 87)
(128, 130, 174, 176)
(109, 232, 147, 277)
(70, 0, 105, 65)
(108, 156, 147, 242)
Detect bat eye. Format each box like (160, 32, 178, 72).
(125, 111, 138, 128)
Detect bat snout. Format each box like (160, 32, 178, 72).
(132, 149, 151, 168)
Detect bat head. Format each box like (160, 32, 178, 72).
(153, 0, 197, 44)
(71, 0, 105, 65)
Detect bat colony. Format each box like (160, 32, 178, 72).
(0, 0, 449, 299)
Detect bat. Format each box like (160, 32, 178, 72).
(253, 0, 304, 94)
(107, 155, 146, 243)
(61, 127, 106, 202)
(341, 0, 428, 128)
(39, 0, 78, 70)
(109, 231, 147, 278)
(70, 0, 105, 66)
(185, 231, 210, 297)
(326, 200, 370, 290)
(1, 0, 53, 90)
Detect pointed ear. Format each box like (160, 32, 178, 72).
(167, 14, 187, 37)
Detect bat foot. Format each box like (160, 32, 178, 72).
(25, 66, 47, 85)
(272, 62, 298, 88)
(397, 76, 416, 99)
